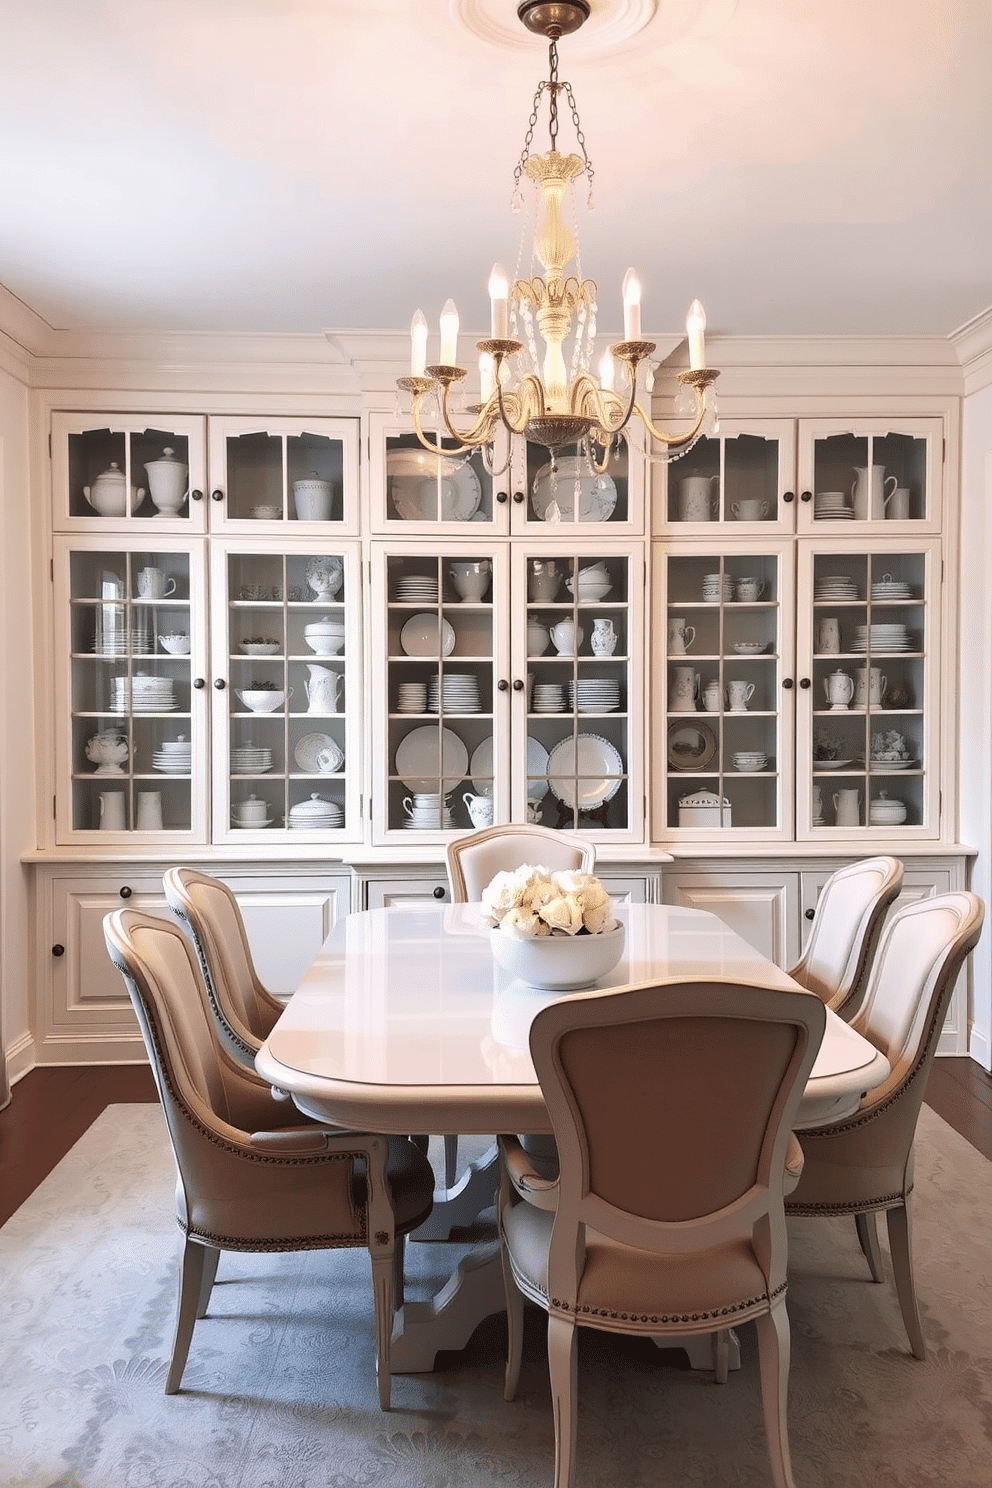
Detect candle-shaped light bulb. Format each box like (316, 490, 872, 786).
(479, 351, 496, 403)
(488, 263, 509, 339)
(686, 298, 706, 370)
(410, 309, 428, 378)
(622, 268, 641, 341)
(439, 298, 460, 367)
(599, 350, 615, 392)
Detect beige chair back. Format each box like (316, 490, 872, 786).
(446, 822, 595, 903)
(789, 855, 904, 1015)
(163, 866, 284, 1058)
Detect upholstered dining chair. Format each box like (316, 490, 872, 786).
(786, 889, 983, 1360)
(162, 865, 285, 1065)
(499, 976, 826, 1488)
(443, 823, 596, 1188)
(446, 821, 596, 906)
(103, 907, 435, 1409)
(787, 855, 904, 1018)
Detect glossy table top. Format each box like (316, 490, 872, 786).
(256, 902, 889, 1133)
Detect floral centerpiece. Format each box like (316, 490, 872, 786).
(482, 866, 624, 991)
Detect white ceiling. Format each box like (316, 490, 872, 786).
(1, 0, 990, 344)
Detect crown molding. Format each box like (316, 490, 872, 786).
(950, 306, 992, 395)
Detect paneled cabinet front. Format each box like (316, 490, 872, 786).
(370, 540, 645, 844)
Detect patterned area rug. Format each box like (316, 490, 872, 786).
(0, 1103, 988, 1487)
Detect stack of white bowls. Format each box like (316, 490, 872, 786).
(702, 572, 734, 602)
(732, 750, 768, 773)
(402, 792, 454, 829)
(565, 563, 611, 602)
(304, 617, 346, 654)
(287, 793, 344, 829)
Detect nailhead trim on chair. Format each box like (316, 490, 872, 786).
(179, 1219, 370, 1251)
(545, 1279, 787, 1325)
(786, 1191, 907, 1218)
(168, 903, 259, 1061)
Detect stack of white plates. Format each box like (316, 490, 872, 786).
(870, 577, 912, 600)
(397, 681, 427, 713)
(814, 492, 854, 519)
(288, 795, 344, 829)
(702, 572, 734, 602)
(153, 737, 192, 774)
(567, 678, 621, 713)
(231, 744, 273, 773)
(427, 673, 480, 712)
(111, 674, 176, 712)
(395, 575, 439, 603)
(732, 751, 768, 773)
(532, 683, 565, 712)
(852, 623, 912, 652)
(814, 575, 859, 600)
(93, 614, 152, 655)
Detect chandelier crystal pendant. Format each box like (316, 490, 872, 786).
(397, 0, 719, 470)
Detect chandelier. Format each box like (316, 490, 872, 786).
(397, 0, 719, 469)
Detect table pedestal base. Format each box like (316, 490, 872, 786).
(412, 1144, 499, 1241)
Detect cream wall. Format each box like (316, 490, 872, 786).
(0, 354, 37, 1083)
(958, 369, 992, 1069)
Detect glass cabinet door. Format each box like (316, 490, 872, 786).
(54, 538, 207, 841)
(798, 538, 941, 839)
(520, 545, 643, 838)
(52, 414, 207, 531)
(512, 436, 644, 533)
(367, 415, 507, 534)
(206, 416, 360, 533)
(797, 417, 944, 532)
(654, 542, 794, 841)
(372, 543, 506, 840)
(211, 542, 362, 842)
(653, 420, 797, 535)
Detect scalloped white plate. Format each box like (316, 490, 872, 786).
(547, 733, 623, 808)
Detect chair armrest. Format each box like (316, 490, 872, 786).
(499, 1134, 559, 1212)
(249, 1127, 349, 1154)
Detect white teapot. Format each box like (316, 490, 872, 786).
(550, 620, 583, 655)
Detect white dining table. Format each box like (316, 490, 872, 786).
(256, 901, 890, 1374)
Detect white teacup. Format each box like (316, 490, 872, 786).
(735, 577, 765, 602)
(731, 499, 769, 521)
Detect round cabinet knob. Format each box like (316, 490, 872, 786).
(495, 490, 508, 504)
(214, 677, 226, 690)
(782, 490, 795, 504)
(211, 488, 224, 502)
(799, 677, 812, 689)
(800, 490, 813, 503)
(498, 679, 509, 692)
(119, 886, 133, 899)
(782, 677, 794, 690)
(805, 907, 816, 920)
(52, 943, 65, 957)
(433, 885, 446, 900)
(512, 490, 526, 504)
(190, 489, 204, 502)
(512, 678, 524, 691)
(193, 677, 206, 689)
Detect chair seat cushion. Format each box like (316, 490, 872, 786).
(503, 1200, 775, 1330)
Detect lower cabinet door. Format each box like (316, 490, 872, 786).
(365, 876, 451, 909)
(662, 870, 801, 968)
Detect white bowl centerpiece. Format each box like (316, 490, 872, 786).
(482, 865, 624, 991)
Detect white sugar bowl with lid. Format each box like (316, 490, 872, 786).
(83, 461, 144, 517)
(678, 790, 732, 827)
(869, 792, 907, 826)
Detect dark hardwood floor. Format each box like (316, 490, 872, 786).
(1, 1057, 989, 1228)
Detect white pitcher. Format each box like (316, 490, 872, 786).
(591, 618, 617, 655)
(99, 790, 126, 830)
(669, 665, 699, 712)
(551, 620, 582, 655)
(678, 474, 719, 522)
(854, 666, 887, 709)
(136, 790, 163, 830)
(824, 669, 855, 710)
(833, 788, 861, 828)
(305, 663, 343, 713)
(851, 466, 898, 520)
(463, 791, 494, 828)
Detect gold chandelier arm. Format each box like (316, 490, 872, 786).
(405, 387, 490, 456)
(498, 373, 547, 435)
(631, 369, 720, 450)
(571, 374, 635, 435)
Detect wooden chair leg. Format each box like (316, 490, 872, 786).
(501, 1246, 525, 1401)
(167, 1237, 212, 1394)
(754, 1300, 797, 1488)
(196, 1243, 221, 1317)
(713, 1328, 730, 1384)
(547, 1312, 579, 1488)
(886, 1199, 926, 1360)
(443, 1134, 459, 1190)
(855, 1210, 885, 1283)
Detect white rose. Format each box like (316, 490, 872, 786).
(500, 907, 548, 939)
(582, 899, 615, 935)
(553, 870, 598, 895)
(539, 894, 585, 936)
(481, 870, 526, 922)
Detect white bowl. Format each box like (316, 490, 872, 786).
(490, 921, 625, 991)
(239, 641, 280, 656)
(304, 633, 345, 655)
(238, 689, 286, 712)
(158, 634, 190, 655)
